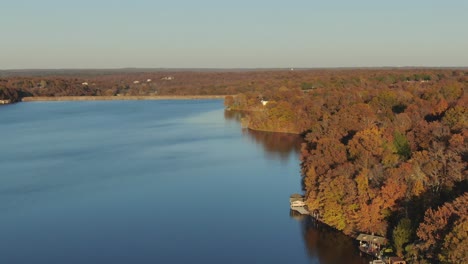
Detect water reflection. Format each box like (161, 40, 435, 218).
(291, 212, 371, 264)
(243, 129, 303, 160)
(225, 110, 303, 161)
(224, 109, 244, 123)
(226, 109, 366, 263)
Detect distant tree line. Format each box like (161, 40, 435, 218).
(3, 69, 466, 103)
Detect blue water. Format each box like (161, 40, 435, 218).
(0, 100, 365, 264)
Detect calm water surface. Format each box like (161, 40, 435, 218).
(0, 100, 367, 264)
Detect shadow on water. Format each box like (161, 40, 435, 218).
(224, 109, 244, 123)
(243, 129, 303, 160)
(290, 211, 372, 264)
(225, 110, 303, 161)
(227, 109, 367, 263)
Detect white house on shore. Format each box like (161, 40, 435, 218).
(261, 100, 269, 106)
(133, 80, 140, 84)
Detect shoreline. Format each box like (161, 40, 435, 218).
(226, 109, 302, 135)
(244, 125, 301, 135)
(21, 95, 227, 102)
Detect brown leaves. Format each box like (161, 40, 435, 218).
(380, 175, 407, 210)
(443, 105, 467, 132)
(348, 127, 385, 170)
(440, 217, 468, 263)
(432, 98, 449, 116)
(417, 193, 468, 261)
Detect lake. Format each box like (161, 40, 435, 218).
(0, 100, 367, 264)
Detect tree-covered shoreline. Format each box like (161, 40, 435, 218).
(224, 69, 467, 263)
(2, 68, 466, 262)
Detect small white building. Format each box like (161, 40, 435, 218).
(261, 100, 269, 106)
(82, 82, 88, 86)
(147, 79, 152, 82)
(133, 80, 140, 84)
(161, 76, 174, 81)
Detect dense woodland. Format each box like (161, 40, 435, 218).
(2, 68, 467, 262)
(224, 69, 467, 263)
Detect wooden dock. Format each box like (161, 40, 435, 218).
(290, 206, 310, 215)
(289, 193, 321, 220)
(290, 193, 310, 215)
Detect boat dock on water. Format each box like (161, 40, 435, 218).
(356, 233, 387, 258)
(289, 193, 309, 214)
(357, 234, 407, 264)
(289, 194, 321, 219)
(369, 257, 406, 264)
(289, 194, 406, 264)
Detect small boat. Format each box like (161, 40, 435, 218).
(289, 193, 305, 206)
(289, 193, 310, 215)
(290, 200, 306, 207)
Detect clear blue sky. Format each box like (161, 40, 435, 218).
(1, 0, 467, 69)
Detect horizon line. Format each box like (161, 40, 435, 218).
(2, 66, 468, 71)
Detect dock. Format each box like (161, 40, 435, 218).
(289, 193, 310, 215)
(290, 205, 310, 215)
(290, 194, 405, 264)
(289, 193, 321, 220)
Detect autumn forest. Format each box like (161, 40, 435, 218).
(2, 68, 467, 263)
(224, 69, 467, 263)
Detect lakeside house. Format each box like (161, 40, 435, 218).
(0, 99, 11, 104)
(259, 97, 269, 106)
(147, 79, 152, 82)
(133, 81, 140, 84)
(161, 76, 174, 81)
(81, 82, 88, 86)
